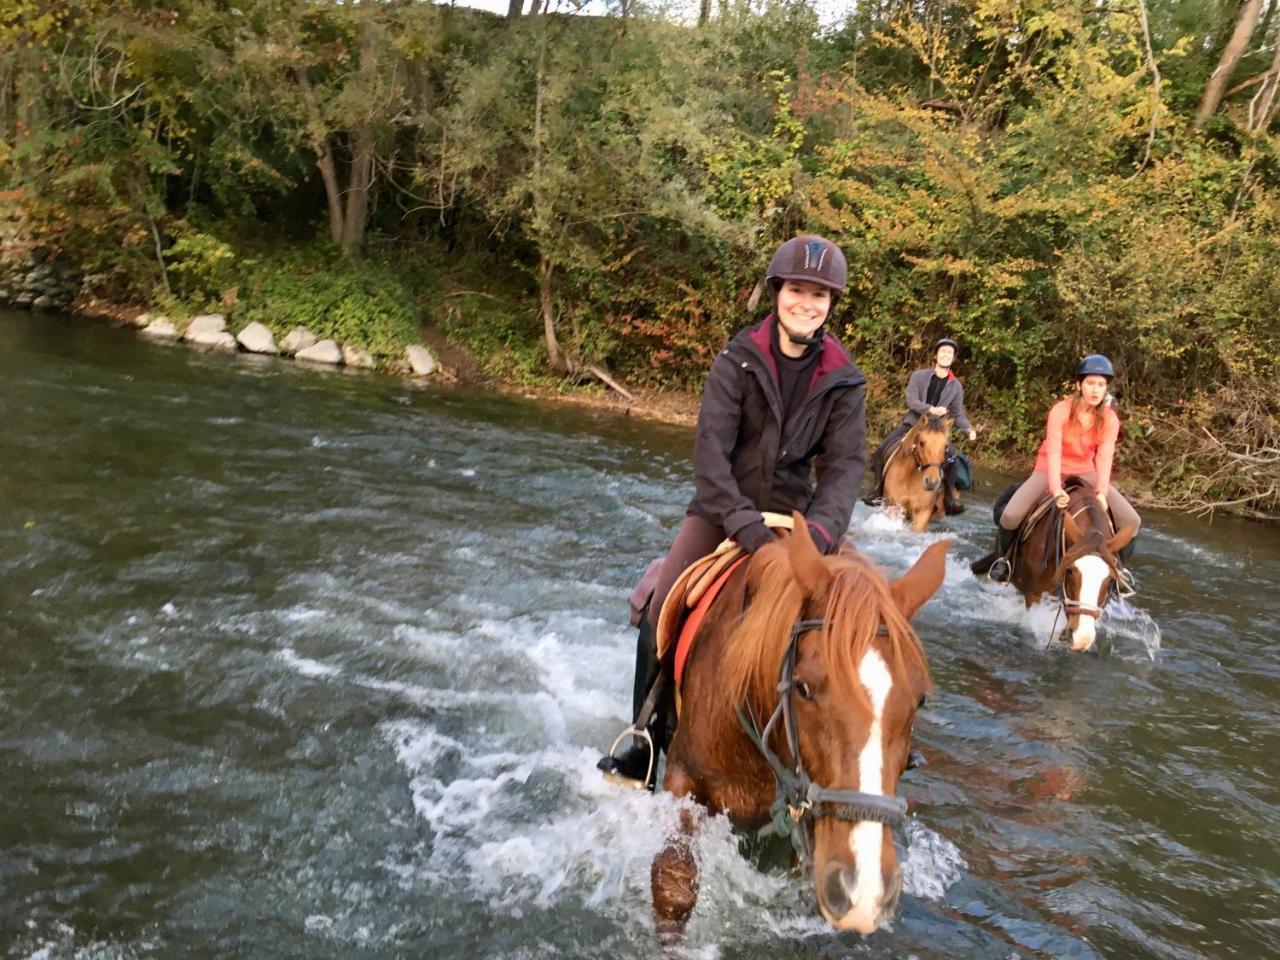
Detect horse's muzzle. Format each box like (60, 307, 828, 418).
(816, 861, 901, 934)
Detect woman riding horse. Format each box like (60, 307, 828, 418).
(971, 354, 1142, 583)
(598, 235, 868, 789)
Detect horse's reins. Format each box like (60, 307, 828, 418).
(737, 618, 908, 866)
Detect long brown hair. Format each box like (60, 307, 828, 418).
(721, 544, 930, 715)
(1066, 390, 1107, 446)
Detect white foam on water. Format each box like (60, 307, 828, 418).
(282, 606, 328, 623)
(1099, 597, 1163, 661)
(900, 818, 966, 899)
(381, 716, 964, 946)
(277, 647, 343, 678)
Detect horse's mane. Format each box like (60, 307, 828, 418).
(720, 543, 931, 715)
(1054, 483, 1118, 575)
(916, 414, 949, 435)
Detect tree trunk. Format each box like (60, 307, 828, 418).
(507, 0, 523, 19)
(1195, 0, 1265, 128)
(295, 67, 346, 247)
(1248, 22, 1280, 133)
(526, 0, 541, 15)
(337, 4, 380, 257)
(539, 255, 564, 370)
(698, 0, 711, 26)
(340, 128, 374, 255)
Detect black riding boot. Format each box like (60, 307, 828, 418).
(943, 458, 965, 515)
(970, 526, 1017, 582)
(598, 617, 670, 788)
(863, 449, 885, 506)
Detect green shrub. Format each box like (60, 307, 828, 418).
(237, 251, 420, 361)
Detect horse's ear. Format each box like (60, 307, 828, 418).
(889, 540, 951, 620)
(1063, 508, 1083, 544)
(1107, 524, 1137, 556)
(788, 510, 831, 597)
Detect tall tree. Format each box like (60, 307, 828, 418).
(1195, 0, 1266, 127)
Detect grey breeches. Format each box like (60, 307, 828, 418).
(998, 470, 1141, 533)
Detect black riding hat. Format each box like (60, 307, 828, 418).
(765, 236, 849, 297)
(1075, 354, 1115, 381)
(933, 338, 959, 354)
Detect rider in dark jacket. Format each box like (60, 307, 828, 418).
(599, 235, 868, 788)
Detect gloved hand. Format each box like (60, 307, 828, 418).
(734, 520, 777, 553)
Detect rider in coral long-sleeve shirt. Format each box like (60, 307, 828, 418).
(973, 354, 1141, 584)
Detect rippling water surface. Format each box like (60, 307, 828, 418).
(1, 312, 1277, 959)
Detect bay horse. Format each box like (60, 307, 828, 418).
(1008, 479, 1137, 652)
(651, 512, 950, 939)
(882, 415, 951, 532)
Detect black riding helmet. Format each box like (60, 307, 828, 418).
(1075, 354, 1115, 381)
(765, 235, 848, 347)
(933, 337, 959, 354)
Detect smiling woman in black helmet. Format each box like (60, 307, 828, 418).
(598, 235, 868, 788)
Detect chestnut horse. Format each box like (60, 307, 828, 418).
(651, 512, 949, 939)
(882, 415, 952, 532)
(1009, 479, 1137, 652)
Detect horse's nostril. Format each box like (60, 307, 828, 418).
(818, 863, 852, 919)
(877, 869, 903, 926)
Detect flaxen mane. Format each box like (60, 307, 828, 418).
(721, 543, 931, 714)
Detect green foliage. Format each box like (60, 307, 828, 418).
(166, 228, 238, 305)
(4, 0, 1280, 512)
(237, 250, 419, 361)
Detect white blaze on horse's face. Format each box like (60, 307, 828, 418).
(835, 648, 894, 933)
(1070, 554, 1110, 651)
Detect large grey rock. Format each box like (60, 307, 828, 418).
(31, 295, 53, 311)
(236, 321, 278, 355)
(340, 342, 375, 369)
(187, 330, 238, 352)
(295, 339, 343, 365)
(184, 314, 227, 340)
(280, 327, 317, 355)
(406, 344, 438, 377)
(130, 312, 153, 328)
(13, 292, 33, 307)
(140, 317, 179, 339)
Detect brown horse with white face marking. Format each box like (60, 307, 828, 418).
(650, 513, 949, 940)
(1010, 481, 1137, 652)
(882, 415, 952, 532)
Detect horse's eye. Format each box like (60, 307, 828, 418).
(795, 681, 815, 701)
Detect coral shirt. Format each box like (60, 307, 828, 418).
(1034, 399, 1120, 494)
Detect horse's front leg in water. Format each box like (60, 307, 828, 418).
(651, 764, 701, 945)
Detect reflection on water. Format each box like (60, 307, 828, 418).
(1, 311, 1278, 960)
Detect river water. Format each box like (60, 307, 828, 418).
(1, 311, 1276, 959)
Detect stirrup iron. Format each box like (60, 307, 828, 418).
(602, 724, 656, 790)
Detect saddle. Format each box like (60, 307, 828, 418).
(994, 477, 1117, 575)
(655, 512, 795, 712)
